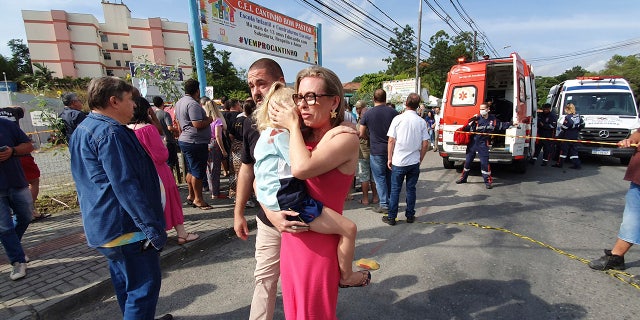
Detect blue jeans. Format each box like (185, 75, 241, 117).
(388, 163, 420, 220)
(97, 242, 162, 320)
(0, 187, 33, 264)
(619, 182, 640, 244)
(370, 154, 391, 208)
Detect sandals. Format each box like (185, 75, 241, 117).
(192, 202, 213, 210)
(339, 270, 371, 288)
(32, 213, 51, 222)
(178, 233, 199, 245)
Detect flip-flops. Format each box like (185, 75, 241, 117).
(31, 213, 51, 222)
(339, 270, 371, 288)
(192, 202, 213, 210)
(177, 233, 199, 245)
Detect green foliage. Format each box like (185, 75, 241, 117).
(356, 72, 393, 95)
(598, 54, 640, 98)
(133, 56, 184, 103)
(8, 39, 32, 75)
(227, 89, 249, 101)
(21, 81, 67, 146)
(383, 25, 417, 76)
(201, 44, 249, 98)
(0, 54, 20, 80)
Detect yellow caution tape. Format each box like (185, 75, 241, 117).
(416, 220, 640, 290)
(444, 129, 637, 147)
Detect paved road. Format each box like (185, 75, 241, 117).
(68, 151, 640, 320)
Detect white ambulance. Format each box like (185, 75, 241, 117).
(547, 76, 639, 165)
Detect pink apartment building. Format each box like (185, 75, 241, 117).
(22, 0, 193, 79)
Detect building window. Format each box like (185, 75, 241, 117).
(123, 43, 128, 51)
(106, 70, 114, 76)
(100, 34, 108, 42)
(103, 52, 112, 60)
(125, 60, 130, 67)
(113, 43, 118, 50)
(115, 60, 122, 67)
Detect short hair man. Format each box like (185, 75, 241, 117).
(175, 79, 212, 209)
(233, 58, 287, 320)
(0, 118, 34, 280)
(59, 92, 87, 142)
(382, 93, 430, 225)
(359, 89, 398, 213)
(69, 77, 170, 319)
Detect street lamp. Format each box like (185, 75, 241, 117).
(2, 72, 11, 106)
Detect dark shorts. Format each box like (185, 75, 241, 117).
(286, 195, 324, 224)
(19, 155, 41, 181)
(178, 141, 208, 180)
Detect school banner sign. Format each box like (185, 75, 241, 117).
(199, 0, 320, 64)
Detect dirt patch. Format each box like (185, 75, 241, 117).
(36, 192, 79, 214)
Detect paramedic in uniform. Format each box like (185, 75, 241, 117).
(456, 103, 515, 189)
(552, 103, 583, 169)
(530, 103, 558, 166)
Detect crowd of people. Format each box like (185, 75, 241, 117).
(2, 56, 640, 320)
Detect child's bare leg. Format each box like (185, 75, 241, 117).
(308, 207, 362, 285)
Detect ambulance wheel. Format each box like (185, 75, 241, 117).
(443, 157, 455, 169)
(620, 156, 631, 166)
(512, 159, 527, 174)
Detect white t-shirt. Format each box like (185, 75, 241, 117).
(387, 110, 430, 166)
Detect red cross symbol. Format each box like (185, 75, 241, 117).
(458, 91, 467, 100)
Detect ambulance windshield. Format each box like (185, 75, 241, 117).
(564, 92, 637, 116)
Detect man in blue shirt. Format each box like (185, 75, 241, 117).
(70, 77, 170, 320)
(0, 118, 34, 280)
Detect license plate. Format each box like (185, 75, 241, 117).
(592, 148, 611, 155)
(451, 145, 467, 152)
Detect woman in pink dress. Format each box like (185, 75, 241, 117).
(267, 66, 361, 319)
(129, 96, 199, 245)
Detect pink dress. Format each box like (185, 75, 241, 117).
(280, 141, 354, 319)
(131, 124, 184, 230)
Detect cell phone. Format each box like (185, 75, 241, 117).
(291, 225, 310, 230)
(0, 146, 7, 152)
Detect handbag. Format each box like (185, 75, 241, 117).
(453, 128, 471, 145)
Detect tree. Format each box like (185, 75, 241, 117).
(0, 54, 20, 80)
(201, 44, 248, 98)
(556, 65, 588, 82)
(383, 25, 416, 77)
(599, 54, 640, 98)
(422, 30, 453, 98)
(353, 72, 393, 103)
(8, 39, 32, 75)
(32, 63, 54, 82)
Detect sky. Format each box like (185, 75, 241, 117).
(2, 0, 640, 85)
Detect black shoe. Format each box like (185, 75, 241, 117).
(485, 184, 493, 189)
(155, 314, 173, 320)
(371, 206, 388, 214)
(551, 163, 562, 168)
(588, 249, 625, 270)
(541, 161, 547, 167)
(406, 216, 415, 223)
(381, 216, 396, 226)
(455, 178, 467, 184)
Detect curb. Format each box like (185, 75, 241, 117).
(32, 218, 257, 320)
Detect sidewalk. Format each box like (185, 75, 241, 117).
(0, 184, 258, 320)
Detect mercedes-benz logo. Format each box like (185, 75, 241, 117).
(598, 130, 610, 138)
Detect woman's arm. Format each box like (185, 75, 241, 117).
(215, 124, 227, 157)
(289, 126, 359, 179)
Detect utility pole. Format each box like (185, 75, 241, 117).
(415, 0, 422, 93)
(2, 72, 11, 105)
(473, 31, 477, 61)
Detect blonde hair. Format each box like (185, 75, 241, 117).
(565, 103, 576, 115)
(203, 100, 227, 130)
(255, 82, 295, 132)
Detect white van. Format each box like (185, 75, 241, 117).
(547, 76, 639, 165)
